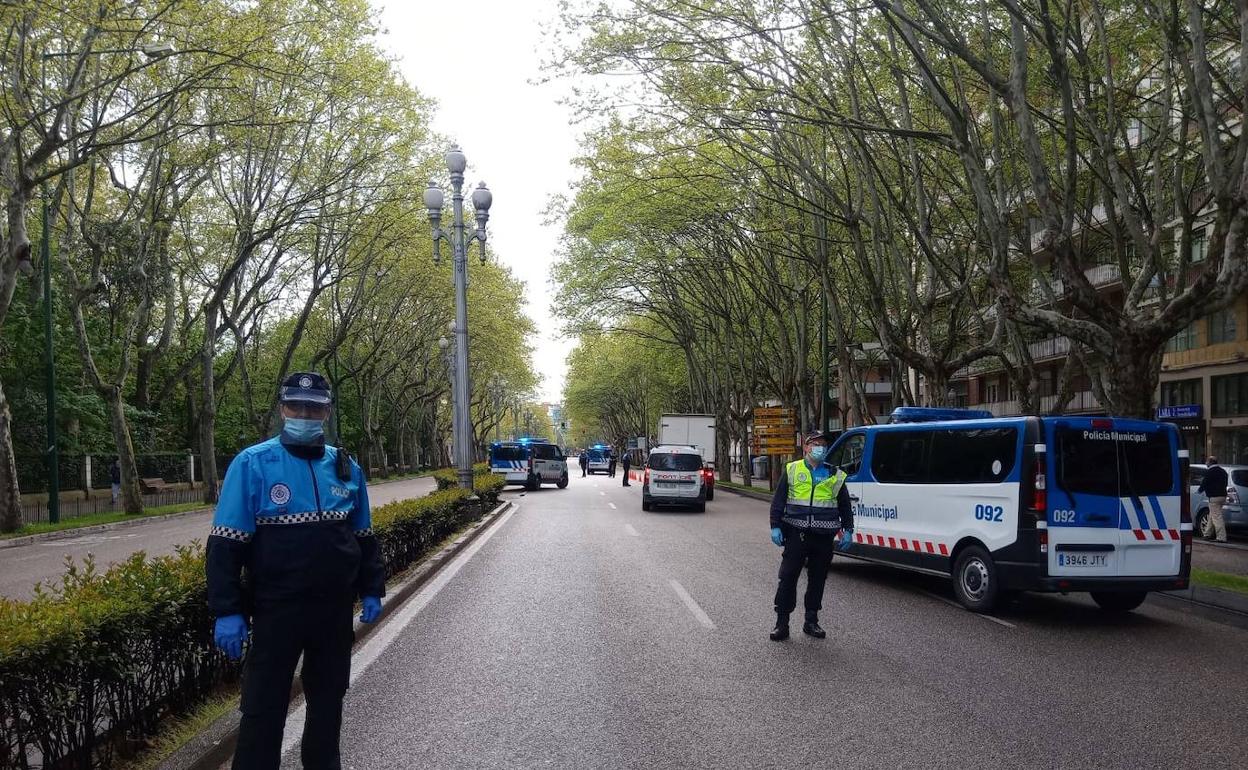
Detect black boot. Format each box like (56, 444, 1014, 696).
(770, 615, 790, 641)
(803, 614, 826, 639)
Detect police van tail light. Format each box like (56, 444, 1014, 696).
(1030, 444, 1047, 513)
(644, 469, 650, 485)
(1038, 527, 1049, 555)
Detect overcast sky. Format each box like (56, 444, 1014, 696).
(373, 0, 579, 403)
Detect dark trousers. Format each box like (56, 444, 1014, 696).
(609, 461, 617, 477)
(622, 466, 630, 486)
(773, 527, 836, 621)
(233, 597, 355, 770)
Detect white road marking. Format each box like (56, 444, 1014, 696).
(281, 503, 520, 758)
(625, 524, 639, 537)
(599, 491, 606, 496)
(919, 590, 1015, 628)
(608, 502, 617, 510)
(669, 579, 715, 629)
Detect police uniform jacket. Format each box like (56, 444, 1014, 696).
(769, 459, 854, 532)
(206, 436, 385, 616)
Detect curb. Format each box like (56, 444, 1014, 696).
(1192, 538, 1248, 552)
(0, 475, 432, 549)
(719, 484, 773, 504)
(0, 507, 214, 549)
(157, 498, 515, 770)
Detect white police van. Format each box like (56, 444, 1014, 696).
(488, 439, 569, 491)
(829, 407, 1192, 613)
(642, 445, 708, 512)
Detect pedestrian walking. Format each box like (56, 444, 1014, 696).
(768, 431, 853, 641)
(622, 451, 632, 486)
(206, 372, 384, 769)
(1199, 455, 1230, 543)
(109, 460, 121, 504)
(579, 451, 588, 478)
(608, 451, 617, 477)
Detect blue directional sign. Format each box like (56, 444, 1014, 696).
(1157, 404, 1201, 420)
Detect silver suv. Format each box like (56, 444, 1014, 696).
(642, 446, 707, 512)
(1189, 463, 1248, 539)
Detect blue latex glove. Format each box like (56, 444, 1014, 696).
(360, 596, 382, 624)
(770, 527, 784, 547)
(838, 528, 854, 552)
(214, 615, 248, 660)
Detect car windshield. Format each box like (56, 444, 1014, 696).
(649, 453, 701, 471)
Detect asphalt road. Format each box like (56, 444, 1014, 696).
(0, 475, 436, 600)
(288, 473, 1248, 770)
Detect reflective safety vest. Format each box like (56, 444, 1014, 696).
(782, 459, 847, 531)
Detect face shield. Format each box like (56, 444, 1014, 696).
(279, 400, 333, 444)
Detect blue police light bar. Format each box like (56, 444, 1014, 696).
(888, 407, 994, 424)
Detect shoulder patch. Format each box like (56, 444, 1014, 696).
(270, 483, 291, 505)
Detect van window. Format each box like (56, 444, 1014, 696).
(492, 445, 527, 462)
(1056, 428, 1173, 497)
(649, 453, 701, 471)
(1189, 468, 1205, 488)
(928, 428, 1017, 484)
(871, 431, 931, 483)
(829, 433, 865, 475)
(531, 444, 560, 460)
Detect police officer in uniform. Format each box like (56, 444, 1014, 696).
(768, 431, 853, 641)
(207, 372, 385, 769)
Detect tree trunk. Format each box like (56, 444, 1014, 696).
(1103, 339, 1162, 419)
(103, 387, 144, 514)
(0, 378, 22, 532)
(740, 418, 753, 488)
(199, 306, 220, 504)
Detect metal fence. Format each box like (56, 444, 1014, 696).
(19, 486, 209, 525)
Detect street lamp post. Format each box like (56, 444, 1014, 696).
(424, 147, 492, 491)
(37, 43, 175, 523)
(438, 335, 457, 471)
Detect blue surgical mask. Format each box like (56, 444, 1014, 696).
(283, 418, 325, 444)
(807, 446, 828, 464)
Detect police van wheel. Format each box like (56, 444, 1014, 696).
(693, 501, 706, 513)
(526, 475, 540, 491)
(706, 487, 715, 501)
(1090, 591, 1148, 613)
(952, 546, 1000, 613)
(557, 474, 569, 489)
(642, 499, 652, 512)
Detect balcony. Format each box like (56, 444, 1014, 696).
(1030, 264, 1123, 305)
(862, 381, 893, 395)
(1040, 390, 1101, 413)
(1028, 336, 1071, 362)
(979, 400, 1022, 417)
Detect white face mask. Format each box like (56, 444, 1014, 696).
(806, 445, 828, 464)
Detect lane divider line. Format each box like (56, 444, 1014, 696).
(608, 502, 618, 510)
(669, 579, 716, 629)
(625, 524, 639, 537)
(281, 503, 521, 758)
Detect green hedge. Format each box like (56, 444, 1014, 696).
(431, 462, 496, 490)
(0, 473, 506, 768)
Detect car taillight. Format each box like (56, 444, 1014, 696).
(1229, 487, 1241, 505)
(1038, 527, 1048, 554)
(1031, 445, 1047, 513)
(644, 469, 650, 485)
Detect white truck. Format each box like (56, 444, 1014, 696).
(657, 414, 716, 501)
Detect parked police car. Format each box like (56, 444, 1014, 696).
(642, 445, 708, 512)
(488, 438, 569, 491)
(828, 407, 1191, 613)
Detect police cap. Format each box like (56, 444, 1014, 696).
(802, 431, 831, 445)
(280, 371, 332, 406)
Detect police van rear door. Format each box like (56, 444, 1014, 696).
(1049, 419, 1181, 578)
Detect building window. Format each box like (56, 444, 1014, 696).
(1161, 378, 1202, 407)
(985, 378, 1000, 403)
(1166, 322, 1199, 352)
(1191, 230, 1207, 264)
(1209, 306, 1238, 344)
(1212, 373, 1248, 417)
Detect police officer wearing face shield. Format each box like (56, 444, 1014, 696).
(207, 372, 385, 770)
(768, 431, 854, 641)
